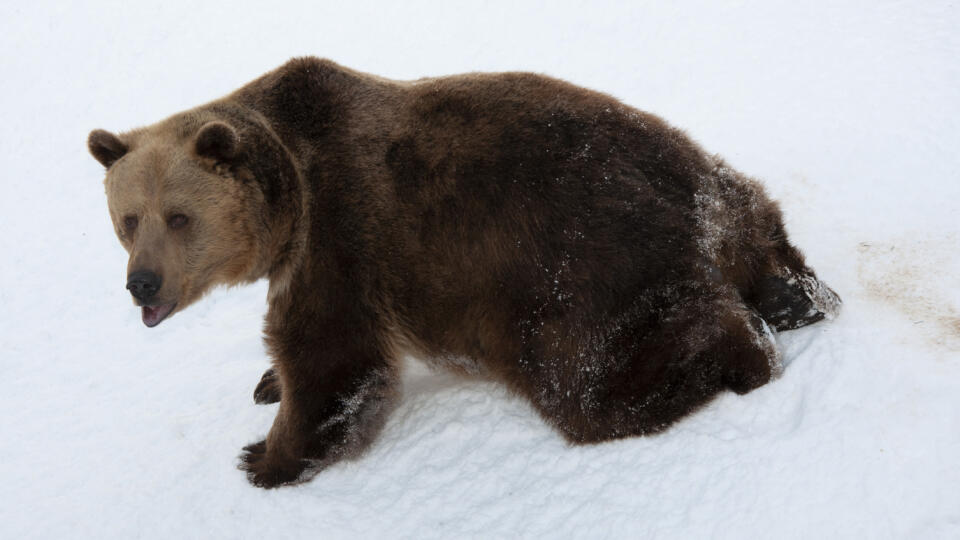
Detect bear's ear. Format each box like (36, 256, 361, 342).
(88, 129, 128, 168)
(194, 121, 238, 162)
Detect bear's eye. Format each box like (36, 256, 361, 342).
(123, 215, 138, 231)
(168, 214, 189, 230)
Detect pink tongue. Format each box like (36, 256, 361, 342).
(141, 304, 174, 327)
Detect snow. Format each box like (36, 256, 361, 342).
(1, 1, 958, 538)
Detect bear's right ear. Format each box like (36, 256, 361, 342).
(194, 121, 239, 162)
(88, 129, 128, 168)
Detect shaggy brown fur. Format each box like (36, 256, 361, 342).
(89, 57, 840, 488)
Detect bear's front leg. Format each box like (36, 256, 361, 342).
(240, 316, 399, 488)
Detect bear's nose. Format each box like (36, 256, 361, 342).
(127, 270, 162, 302)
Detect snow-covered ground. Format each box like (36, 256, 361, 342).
(1, 1, 958, 538)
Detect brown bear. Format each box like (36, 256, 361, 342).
(88, 57, 840, 488)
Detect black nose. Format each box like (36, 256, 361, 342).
(127, 270, 162, 301)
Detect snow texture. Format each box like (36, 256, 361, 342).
(1, 1, 959, 538)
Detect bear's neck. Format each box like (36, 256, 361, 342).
(231, 57, 394, 300)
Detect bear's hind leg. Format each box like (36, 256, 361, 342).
(524, 295, 782, 444)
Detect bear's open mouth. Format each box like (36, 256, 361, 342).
(141, 303, 176, 328)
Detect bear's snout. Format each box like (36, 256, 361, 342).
(126, 270, 162, 302)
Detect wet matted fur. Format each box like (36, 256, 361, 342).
(89, 57, 840, 488)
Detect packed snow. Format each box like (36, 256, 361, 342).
(1, 1, 958, 538)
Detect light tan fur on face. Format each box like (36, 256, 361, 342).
(104, 120, 266, 319)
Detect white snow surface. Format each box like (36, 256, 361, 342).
(2, 1, 959, 538)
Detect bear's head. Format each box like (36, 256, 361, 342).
(88, 113, 296, 327)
